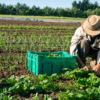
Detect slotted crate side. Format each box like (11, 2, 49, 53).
(27, 51, 33, 71)
(70, 56, 77, 69)
(27, 51, 77, 75)
(33, 62, 74, 76)
(38, 63, 53, 76)
(28, 51, 38, 75)
(38, 63, 67, 76)
(62, 63, 72, 73)
(52, 64, 62, 74)
(31, 56, 37, 75)
(40, 57, 72, 65)
(28, 53, 33, 71)
(28, 58, 31, 71)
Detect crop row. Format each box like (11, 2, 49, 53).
(1, 33, 71, 51)
(0, 68, 100, 99)
(0, 25, 77, 30)
(0, 24, 94, 100)
(0, 28, 71, 71)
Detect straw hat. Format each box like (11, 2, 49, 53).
(82, 15, 100, 36)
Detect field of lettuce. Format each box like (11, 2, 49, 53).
(0, 20, 100, 100)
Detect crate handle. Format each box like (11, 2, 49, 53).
(70, 65, 71, 69)
(51, 65, 53, 74)
(61, 65, 62, 73)
(41, 65, 43, 74)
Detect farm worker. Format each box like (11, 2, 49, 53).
(70, 15, 100, 72)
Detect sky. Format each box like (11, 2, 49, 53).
(0, 0, 100, 9)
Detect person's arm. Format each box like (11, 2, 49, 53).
(70, 27, 87, 68)
(77, 55, 85, 68)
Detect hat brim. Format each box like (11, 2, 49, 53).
(82, 17, 100, 36)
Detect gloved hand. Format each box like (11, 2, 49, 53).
(93, 64, 100, 75)
(84, 66, 89, 70)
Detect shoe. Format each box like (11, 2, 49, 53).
(90, 60, 96, 68)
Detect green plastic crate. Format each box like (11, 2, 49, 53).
(27, 51, 77, 76)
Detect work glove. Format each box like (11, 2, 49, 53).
(93, 63, 100, 76)
(84, 66, 89, 70)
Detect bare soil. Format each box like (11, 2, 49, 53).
(0, 20, 95, 100)
(0, 20, 81, 27)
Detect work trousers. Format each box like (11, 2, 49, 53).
(73, 38, 100, 65)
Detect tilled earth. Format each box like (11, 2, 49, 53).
(0, 20, 81, 27)
(0, 20, 94, 100)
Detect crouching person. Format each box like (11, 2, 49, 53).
(70, 15, 100, 71)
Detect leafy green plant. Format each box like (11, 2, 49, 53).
(37, 74, 47, 81)
(33, 93, 39, 100)
(1, 78, 8, 85)
(6, 75, 17, 86)
(46, 52, 61, 57)
(9, 65, 17, 71)
(57, 81, 65, 90)
(64, 67, 93, 80)
(40, 81, 55, 92)
(0, 37, 4, 48)
(48, 73, 60, 81)
(0, 93, 13, 100)
(44, 94, 52, 100)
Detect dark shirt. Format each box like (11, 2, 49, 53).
(90, 34, 100, 50)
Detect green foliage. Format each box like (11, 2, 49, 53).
(46, 52, 61, 57)
(72, 0, 99, 12)
(75, 73, 100, 88)
(44, 94, 52, 100)
(0, 37, 4, 48)
(33, 93, 39, 100)
(1, 67, 100, 99)
(43, 6, 53, 16)
(0, 23, 100, 99)
(0, 93, 13, 100)
(48, 73, 60, 81)
(57, 86, 100, 99)
(63, 67, 93, 80)
(0, 1, 100, 18)
(37, 74, 47, 81)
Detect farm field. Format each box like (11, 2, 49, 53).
(0, 20, 100, 100)
(0, 15, 85, 22)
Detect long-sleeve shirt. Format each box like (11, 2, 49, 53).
(70, 26, 91, 55)
(70, 26, 100, 64)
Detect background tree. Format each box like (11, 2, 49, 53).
(94, 8, 100, 16)
(72, 0, 99, 12)
(82, 0, 90, 11)
(20, 3, 30, 15)
(71, 7, 81, 17)
(15, 3, 21, 15)
(31, 5, 37, 15)
(93, 1, 99, 9)
(43, 6, 53, 16)
(72, 1, 77, 9)
(0, 1, 99, 18)
(0, 3, 4, 14)
(36, 7, 43, 15)
(56, 7, 64, 17)
(0, 3, 7, 14)
(7, 5, 16, 15)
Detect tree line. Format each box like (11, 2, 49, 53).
(0, 0, 100, 18)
